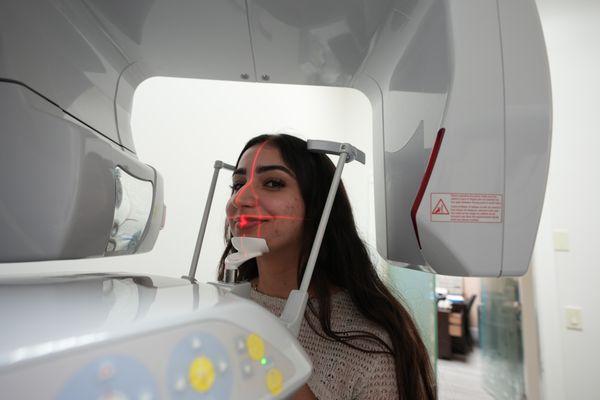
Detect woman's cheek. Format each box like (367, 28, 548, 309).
(225, 198, 234, 216)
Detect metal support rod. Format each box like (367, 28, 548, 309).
(184, 160, 235, 282)
(299, 149, 348, 293)
(282, 143, 360, 336)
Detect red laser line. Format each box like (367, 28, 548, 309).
(230, 141, 303, 238)
(233, 141, 268, 209)
(227, 215, 304, 222)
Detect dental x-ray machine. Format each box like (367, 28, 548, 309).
(0, 0, 551, 398)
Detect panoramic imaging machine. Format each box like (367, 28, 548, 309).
(0, 0, 551, 398)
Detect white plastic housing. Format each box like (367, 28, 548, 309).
(360, 0, 551, 276)
(0, 274, 311, 399)
(0, 0, 551, 277)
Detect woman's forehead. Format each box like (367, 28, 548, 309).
(239, 143, 284, 166)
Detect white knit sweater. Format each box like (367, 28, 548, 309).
(249, 286, 399, 399)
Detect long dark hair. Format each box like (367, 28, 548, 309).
(218, 134, 436, 400)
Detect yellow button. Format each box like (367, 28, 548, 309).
(188, 356, 215, 393)
(266, 368, 283, 395)
(246, 333, 265, 361)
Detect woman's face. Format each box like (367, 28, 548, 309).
(226, 142, 305, 254)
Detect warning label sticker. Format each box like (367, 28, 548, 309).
(430, 193, 503, 223)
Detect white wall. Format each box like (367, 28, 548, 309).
(0, 78, 374, 285)
(131, 78, 375, 283)
(533, 1, 600, 399)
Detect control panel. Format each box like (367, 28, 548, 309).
(0, 274, 311, 400)
(2, 319, 298, 400)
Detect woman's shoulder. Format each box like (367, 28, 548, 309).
(334, 292, 399, 398)
(306, 344, 398, 400)
(301, 290, 399, 399)
(328, 290, 393, 348)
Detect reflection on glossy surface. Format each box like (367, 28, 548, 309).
(106, 167, 153, 255)
(82, 0, 155, 45)
(84, 0, 256, 81)
(0, 0, 129, 143)
(249, 0, 394, 85)
(0, 272, 188, 288)
(0, 273, 215, 366)
(0, 81, 162, 263)
(385, 122, 428, 265)
(1, 83, 115, 262)
(57, 355, 158, 400)
(388, 0, 450, 94)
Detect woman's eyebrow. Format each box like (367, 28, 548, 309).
(256, 165, 294, 176)
(232, 165, 294, 177)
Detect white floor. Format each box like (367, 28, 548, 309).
(437, 347, 495, 400)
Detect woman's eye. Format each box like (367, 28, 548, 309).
(230, 182, 245, 192)
(264, 179, 284, 189)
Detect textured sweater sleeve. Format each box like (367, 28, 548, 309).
(352, 350, 399, 399)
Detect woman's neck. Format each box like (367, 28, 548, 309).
(254, 250, 300, 299)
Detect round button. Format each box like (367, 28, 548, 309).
(188, 356, 215, 393)
(174, 377, 187, 392)
(266, 368, 283, 395)
(246, 334, 265, 361)
(97, 362, 115, 381)
(191, 337, 202, 349)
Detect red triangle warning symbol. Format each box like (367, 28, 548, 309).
(432, 199, 449, 215)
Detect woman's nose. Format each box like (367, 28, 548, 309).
(232, 181, 258, 208)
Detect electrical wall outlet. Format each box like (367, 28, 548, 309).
(566, 307, 583, 331)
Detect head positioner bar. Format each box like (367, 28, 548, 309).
(186, 140, 364, 338)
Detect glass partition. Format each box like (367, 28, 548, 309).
(479, 277, 525, 399)
(384, 262, 437, 366)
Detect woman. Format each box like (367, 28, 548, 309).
(218, 134, 436, 400)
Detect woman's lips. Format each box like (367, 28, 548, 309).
(237, 220, 263, 229)
(234, 217, 269, 230)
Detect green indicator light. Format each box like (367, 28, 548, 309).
(261, 357, 267, 365)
